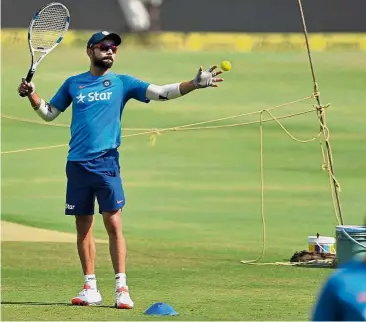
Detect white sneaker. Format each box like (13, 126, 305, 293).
(115, 286, 134, 309)
(71, 284, 102, 306)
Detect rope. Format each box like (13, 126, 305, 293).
(1, 94, 316, 142)
(1, 143, 69, 154)
(298, 0, 344, 226)
(0, 114, 156, 131)
(3, 97, 330, 267)
(3, 97, 340, 267)
(1, 95, 318, 156)
(240, 107, 323, 264)
(2, 95, 340, 265)
(241, 0, 345, 266)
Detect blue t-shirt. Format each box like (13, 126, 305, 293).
(312, 259, 366, 321)
(50, 71, 150, 161)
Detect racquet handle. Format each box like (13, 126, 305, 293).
(25, 70, 35, 83)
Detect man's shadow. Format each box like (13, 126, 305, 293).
(1, 301, 113, 308)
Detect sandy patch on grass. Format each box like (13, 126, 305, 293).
(1, 221, 108, 243)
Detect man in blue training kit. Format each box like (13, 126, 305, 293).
(311, 253, 366, 320)
(17, 31, 224, 309)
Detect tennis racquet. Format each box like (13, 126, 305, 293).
(20, 2, 70, 97)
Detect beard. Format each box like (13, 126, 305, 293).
(93, 56, 114, 69)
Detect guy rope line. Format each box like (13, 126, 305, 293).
(1, 94, 318, 155)
(298, 0, 343, 226)
(240, 0, 344, 265)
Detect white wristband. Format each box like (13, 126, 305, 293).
(33, 99, 61, 122)
(146, 83, 182, 101)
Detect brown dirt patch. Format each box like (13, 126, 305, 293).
(1, 221, 107, 243)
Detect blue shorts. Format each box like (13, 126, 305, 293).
(65, 149, 125, 215)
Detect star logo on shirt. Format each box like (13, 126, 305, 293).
(76, 93, 86, 104)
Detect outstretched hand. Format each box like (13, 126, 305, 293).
(193, 65, 224, 89)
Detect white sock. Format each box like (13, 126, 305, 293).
(84, 274, 97, 289)
(115, 273, 127, 290)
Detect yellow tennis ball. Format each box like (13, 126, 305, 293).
(221, 60, 232, 71)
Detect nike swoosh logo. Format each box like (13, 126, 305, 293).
(159, 91, 169, 101)
(79, 85, 86, 89)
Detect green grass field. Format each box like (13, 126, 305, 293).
(2, 43, 366, 321)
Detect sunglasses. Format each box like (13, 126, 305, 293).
(93, 43, 118, 53)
